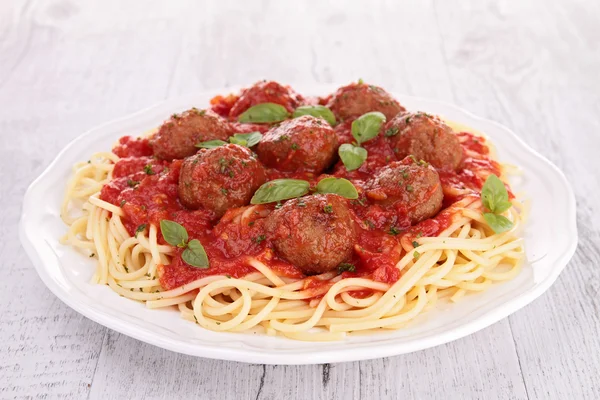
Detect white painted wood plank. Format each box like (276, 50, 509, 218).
(0, 0, 598, 399)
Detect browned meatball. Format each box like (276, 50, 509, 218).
(265, 194, 357, 275)
(326, 82, 405, 121)
(178, 144, 267, 217)
(150, 109, 233, 160)
(385, 112, 463, 171)
(229, 80, 303, 118)
(256, 115, 338, 173)
(366, 157, 443, 224)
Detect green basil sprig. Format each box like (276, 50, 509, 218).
(160, 220, 209, 268)
(316, 177, 358, 199)
(293, 105, 336, 126)
(338, 144, 368, 172)
(481, 174, 514, 233)
(251, 177, 359, 204)
(351, 111, 386, 145)
(250, 179, 310, 204)
(238, 103, 289, 123)
(338, 111, 386, 172)
(229, 131, 263, 147)
(196, 140, 228, 149)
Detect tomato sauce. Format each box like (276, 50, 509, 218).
(99, 94, 500, 293)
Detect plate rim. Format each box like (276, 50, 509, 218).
(19, 88, 578, 364)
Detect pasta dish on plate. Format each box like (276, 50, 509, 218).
(60, 80, 525, 341)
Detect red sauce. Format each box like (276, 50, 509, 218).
(99, 93, 502, 293)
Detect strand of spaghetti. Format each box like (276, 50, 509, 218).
(194, 287, 253, 331)
(89, 194, 124, 217)
(418, 250, 458, 285)
(203, 294, 247, 316)
(117, 278, 161, 289)
(91, 206, 110, 284)
(230, 296, 281, 332)
(60, 216, 95, 250)
(340, 291, 383, 308)
(482, 239, 524, 258)
(268, 297, 329, 332)
(110, 274, 225, 301)
(325, 278, 393, 312)
(456, 278, 493, 292)
(247, 258, 286, 287)
(146, 291, 198, 308)
(482, 260, 522, 281)
(330, 286, 428, 332)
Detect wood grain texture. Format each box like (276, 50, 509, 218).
(1, 0, 599, 399)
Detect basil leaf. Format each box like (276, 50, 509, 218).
(229, 131, 263, 147)
(338, 143, 368, 171)
(182, 239, 209, 269)
(196, 140, 227, 149)
(250, 179, 310, 204)
(160, 220, 188, 247)
(481, 174, 511, 213)
(351, 111, 386, 145)
(316, 177, 359, 199)
(293, 105, 336, 126)
(238, 103, 289, 123)
(494, 200, 513, 214)
(483, 213, 514, 233)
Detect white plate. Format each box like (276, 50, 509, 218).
(20, 86, 577, 365)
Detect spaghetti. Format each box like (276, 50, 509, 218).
(60, 81, 525, 341)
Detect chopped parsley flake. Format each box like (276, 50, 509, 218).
(413, 251, 420, 259)
(406, 185, 414, 192)
(385, 127, 399, 137)
(135, 224, 147, 237)
(143, 165, 155, 175)
(338, 263, 356, 273)
(221, 188, 228, 195)
(253, 235, 266, 244)
(412, 240, 420, 248)
(323, 204, 333, 214)
(126, 179, 139, 188)
(389, 226, 400, 236)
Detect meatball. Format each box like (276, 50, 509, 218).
(229, 80, 303, 118)
(266, 194, 357, 275)
(150, 109, 233, 161)
(326, 82, 405, 121)
(178, 144, 267, 217)
(366, 157, 443, 224)
(256, 115, 338, 173)
(385, 112, 463, 171)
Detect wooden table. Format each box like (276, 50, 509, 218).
(2, 0, 599, 398)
